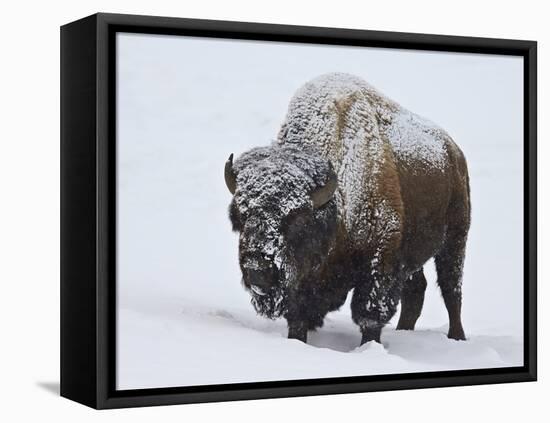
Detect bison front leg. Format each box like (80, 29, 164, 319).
(351, 275, 401, 345)
(285, 291, 309, 343)
(287, 321, 308, 343)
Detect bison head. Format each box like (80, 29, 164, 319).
(225, 145, 338, 318)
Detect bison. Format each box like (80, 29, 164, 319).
(225, 73, 470, 345)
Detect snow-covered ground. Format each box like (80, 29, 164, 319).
(116, 33, 524, 390)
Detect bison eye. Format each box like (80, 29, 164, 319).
(285, 209, 309, 231)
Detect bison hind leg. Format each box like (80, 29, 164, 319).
(396, 268, 427, 331)
(435, 231, 468, 341)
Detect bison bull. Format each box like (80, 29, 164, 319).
(225, 73, 470, 345)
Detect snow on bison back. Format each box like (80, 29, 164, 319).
(225, 73, 471, 345)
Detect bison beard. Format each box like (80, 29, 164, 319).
(225, 73, 470, 346)
(249, 285, 288, 319)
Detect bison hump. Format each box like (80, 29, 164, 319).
(384, 110, 450, 171)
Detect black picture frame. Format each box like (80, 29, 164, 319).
(60, 12, 537, 409)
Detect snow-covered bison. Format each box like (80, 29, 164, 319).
(225, 73, 470, 345)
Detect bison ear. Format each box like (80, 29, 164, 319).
(224, 153, 237, 195)
(311, 164, 337, 209)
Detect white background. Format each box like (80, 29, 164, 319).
(116, 33, 523, 389)
(0, 0, 547, 421)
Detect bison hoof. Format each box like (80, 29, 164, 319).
(288, 324, 308, 343)
(360, 326, 382, 345)
(447, 326, 466, 341)
(396, 322, 415, 331)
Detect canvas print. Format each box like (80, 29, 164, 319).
(116, 33, 524, 390)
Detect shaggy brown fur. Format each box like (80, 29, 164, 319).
(228, 73, 471, 344)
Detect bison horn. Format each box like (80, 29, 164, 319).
(311, 166, 337, 209)
(224, 153, 237, 195)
